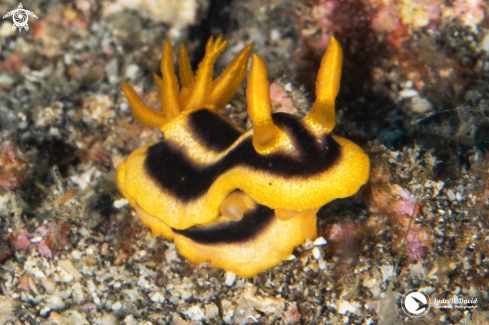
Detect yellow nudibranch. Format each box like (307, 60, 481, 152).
(116, 35, 370, 278)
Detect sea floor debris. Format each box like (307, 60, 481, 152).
(1, 0, 489, 324)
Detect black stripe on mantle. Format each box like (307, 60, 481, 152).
(144, 109, 341, 202)
(173, 203, 274, 244)
(188, 109, 242, 152)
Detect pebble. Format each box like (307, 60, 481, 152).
(41, 278, 56, 294)
(149, 292, 165, 303)
(111, 301, 122, 311)
(313, 237, 327, 246)
(30, 236, 43, 243)
(204, 303, 220, 320)
(58, 259, 83, 281)
(114, 198, 129, 209)
(45, 295, 66, 311)
(479, 33, 489, 52)
(411, 96, 433, 113)
(57, 268, 74, 283)
(0, 296, 16, 324)
(447, 189, 457, 201)
(399, 89, 419, 98)
(125, 64, 141, 80)
(225, 271, 236, 286)
(0, 74, 14, 86)
(312, 247, 322, 260)
(338, 300, 358, 315)
(380, 265, 393, 282)
(123, 314, 138, 325)
(25, 261, 46, 279)
(0, 22, 14, 38)
(183, 305, 205, 321)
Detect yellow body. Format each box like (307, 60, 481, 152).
(116, 36, 370, 277)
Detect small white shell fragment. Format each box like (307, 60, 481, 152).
(286, 255, 296, 261)
(409, 262, 424, 276)
(204, 303, 219, 320)
(362, 277, 376, 288)
(433, 181, 445, 196)
(399, 89, 419, 98)
(338, 300, 358, 315)
(30, 236, 43, 243)
(427, 265, 439, 279)
(58, 259, 83, 281)
(183, 305, 205, 321)
(45, 295, 65, 311)
(270, 29, 281, 42)
(164, 244, 178, 263)
(480, 32, 489, 52)
(28, 276, 39, 295)
(225, 271, 236, 287)
(123, 315, 137, 325)
(41, 278, 56, 294)
(447, 189, 456, 201)
(380, 265, 394, 282)
(150, 292, 165, 303)
(133, 250, 147, 261)
(411, 97, 433, 113)
(71, 250, 82, 260)
(319, 260, 327, 270)
(40, 306, 51, 317)
(57, 268, 74, 283)
(86, 280, 97, 293)
(312, 247, 322, 260)
(111, 301, 122, 311)
(256, 296, 285, 315)
(221, 299, 234, 324)
(72, 282, 85, 305)
(25, 261, 46, 279)
(313, 237, 327, 246)
(456, 192, 462, 201)
(125, 64, 141, 80)
(113, 198, 129, 209)
(120, 103, 129, 112)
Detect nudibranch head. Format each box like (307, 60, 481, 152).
(116, 35, 370, 277)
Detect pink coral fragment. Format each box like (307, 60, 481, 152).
(11, 229, 31, 251)
(269, 83, 296, 114)
(372, 184, 425, 261)
(37, 239, 53, 259)
(371, 5, 400, 33)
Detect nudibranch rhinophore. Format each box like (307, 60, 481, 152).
(116, 35, 370, 278)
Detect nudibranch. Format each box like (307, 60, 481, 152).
(116, 35, 370, 278)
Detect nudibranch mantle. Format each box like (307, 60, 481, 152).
(116, 35, 370, 277)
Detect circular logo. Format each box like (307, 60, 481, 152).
(401, 290, 430, 317)
(13, 10, 28, 28)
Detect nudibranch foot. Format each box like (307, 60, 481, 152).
(134, 190, 317, 278)
(173, 192, 318, 278)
